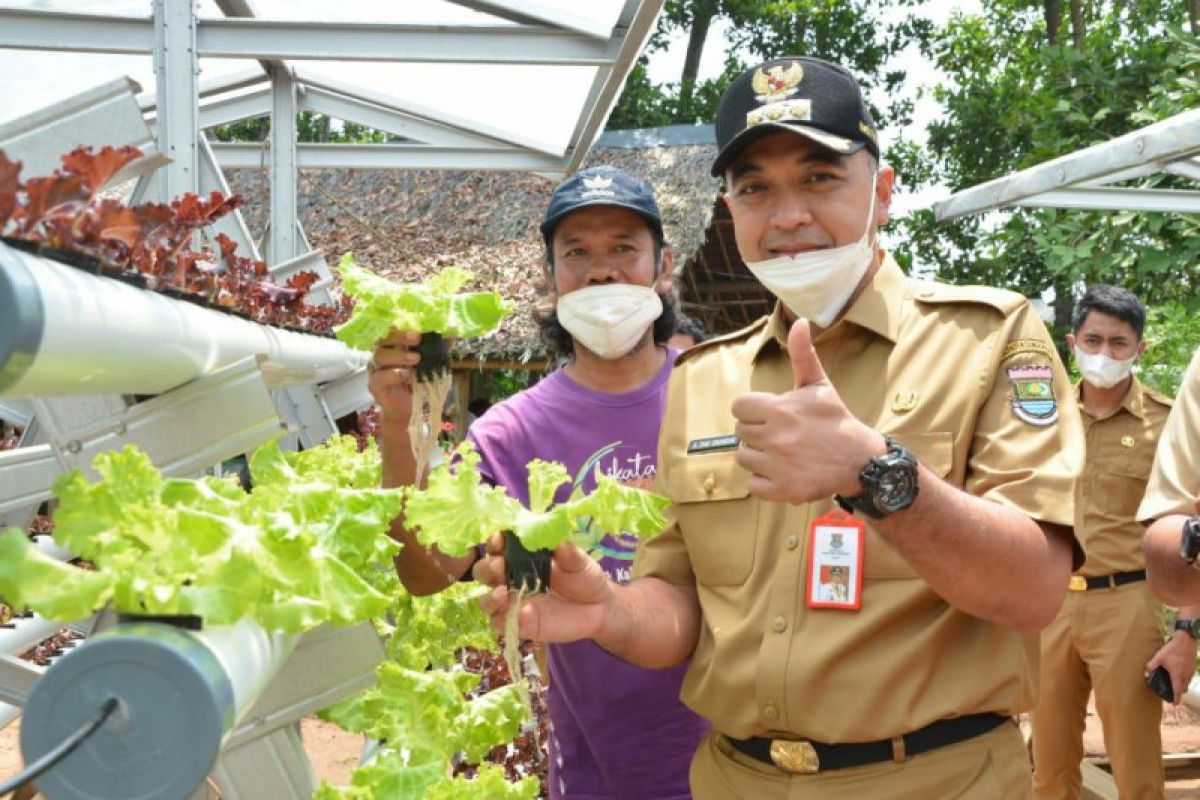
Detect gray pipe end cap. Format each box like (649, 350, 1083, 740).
(20, 625, 233, 800)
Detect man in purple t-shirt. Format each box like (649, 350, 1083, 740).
(368, 166, 708, 799)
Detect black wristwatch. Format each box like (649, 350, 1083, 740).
(835, 436, 919, 519)
(1179, 516, 1200, 566)
(1175, 619, 1200, 639)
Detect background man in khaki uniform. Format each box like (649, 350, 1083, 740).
(1031, 285, 1196, 800)
(477, 55, 1083, 799)
(1141, 347, 1200, 605)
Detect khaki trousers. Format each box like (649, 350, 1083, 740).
(1031, 580, 1164, 800)
(690, 719, 1031, 799)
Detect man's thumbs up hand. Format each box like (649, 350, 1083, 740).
(731, 318, 887, 505)
(788, 317, 829, 390)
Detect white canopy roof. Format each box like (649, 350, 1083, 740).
(0, 0, 663, 265)
(0, 0, 659, 171)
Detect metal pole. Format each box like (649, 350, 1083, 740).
(153, 0, 200, 202)
(269, 67, 298, 264)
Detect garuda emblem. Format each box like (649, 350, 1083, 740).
(751, 62, 804, 103)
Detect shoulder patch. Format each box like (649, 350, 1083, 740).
(1001, 338, 1056, 362)
(911, 280, 1026, 316)
(1007, 363, 1059, 426)
(676, 316, 770, 366)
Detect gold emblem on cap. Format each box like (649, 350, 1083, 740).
(751, 62, 804, 103)
(891, 390, 919, 413)
(1121, 436, 1135, 448)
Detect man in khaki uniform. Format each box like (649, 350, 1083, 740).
(1031, 285, 1196, 800)
(477, 56, 1083, 799)
(1141, 347, 1200, 604)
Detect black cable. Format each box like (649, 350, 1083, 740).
(0, 697, 119, 797)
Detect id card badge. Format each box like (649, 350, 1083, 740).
(806, 510, 865, 611)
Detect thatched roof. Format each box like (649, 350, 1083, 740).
(227, 140, 722, 364)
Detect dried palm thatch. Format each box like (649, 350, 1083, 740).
(227, 144, 721, 364)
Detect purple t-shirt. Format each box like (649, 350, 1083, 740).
(468, 350, 707, 800)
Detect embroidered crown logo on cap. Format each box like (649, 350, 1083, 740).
(711, 56, 880, 177)
(580, 174, 615, 199)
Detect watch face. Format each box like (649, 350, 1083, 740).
(1181, 518, 1200, 564)
(877, 465, 918, 512)
(1190, 620, 1200, 639)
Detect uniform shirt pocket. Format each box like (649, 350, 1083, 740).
(668, 452, 758, 586)
(1088, 448, 1153, 519)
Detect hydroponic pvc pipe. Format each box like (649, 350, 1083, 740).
(0, 243, 367, 398)
(20, 618, 296, 800)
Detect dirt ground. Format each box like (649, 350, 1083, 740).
(3, 700, 1200, 795)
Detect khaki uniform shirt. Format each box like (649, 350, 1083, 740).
(1139, 346, 1200, 521)
(1074, 378, 1171, 575)
(634, 254, 1083, 743)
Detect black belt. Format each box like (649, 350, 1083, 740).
(1070, 569, 1147, 591)
(724, 712, 1007, 774)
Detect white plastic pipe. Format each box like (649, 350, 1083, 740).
(0, 243, 368, 397)
(0, 614, 64, 658)
(195, 618, 297, 726)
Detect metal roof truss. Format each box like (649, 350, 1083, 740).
(931, 108, 1200, 221)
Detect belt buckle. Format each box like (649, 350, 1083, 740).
(1068, 575, 1088, 592)
(769, 740, 820, 774)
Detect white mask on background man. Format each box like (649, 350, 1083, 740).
(1074, 345, 1136, 389)
(742, 176, 878, 328)
(557, 283, 663, 359)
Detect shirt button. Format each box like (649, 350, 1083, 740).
(772, 615, 787, 633)
(763, 703, 780, 721)
(784, 535, 799, 551)
(703, 475, 716, 494)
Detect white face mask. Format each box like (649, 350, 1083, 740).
(742, 177, 878, 328)
(1074, 345, 1136, 389)
(556, 283, 663, 360)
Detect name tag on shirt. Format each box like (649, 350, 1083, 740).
(686, 434, 740, 455)
(806, 510, 864, 611)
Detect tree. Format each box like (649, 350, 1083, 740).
(894, 0, 1200, 373)
(210, 113, 393, 144)
(608, 0, 934, 134)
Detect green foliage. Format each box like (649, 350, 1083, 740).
(0, 528, 112, 620)
(0, 433, 538, 795)
(315, 664, 536, 800)
(0, 441, 400, 632)
(1142, 301, 1200, 397)
(490, 368, 539, 402)
(210, 112, 392, 144)
(382, 583, 496, 671)
(334, 254, 512, 350)
(608, 0, 934, 132)
(403, 441, 671, 557)
(896, 4, 1200, 330)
